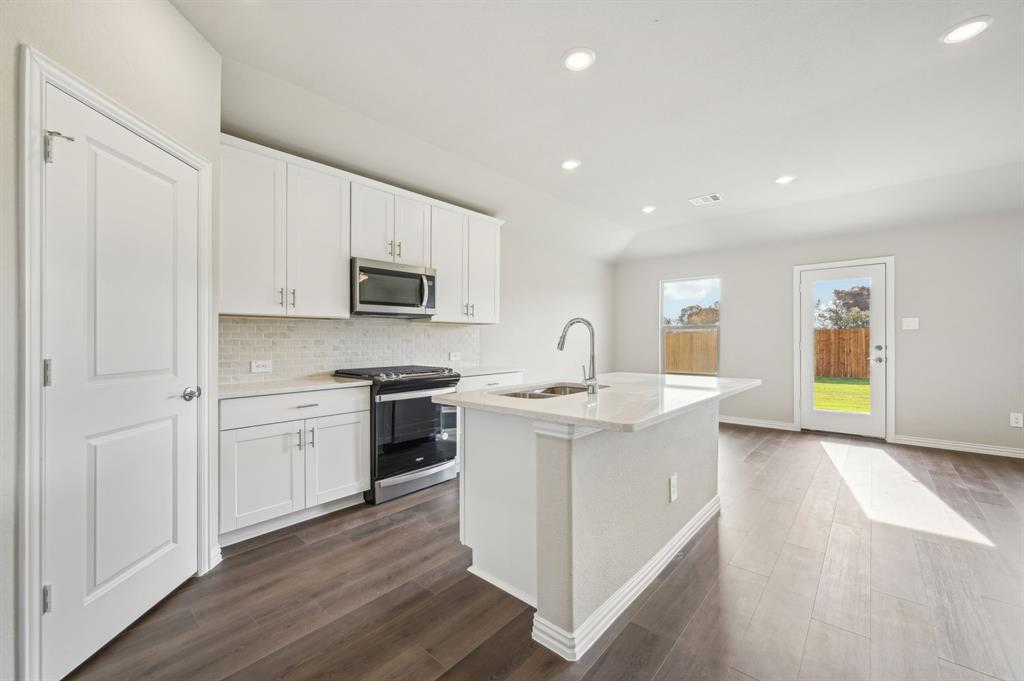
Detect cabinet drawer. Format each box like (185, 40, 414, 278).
(221, 388, 370, 431)
(457, 372, 523, 392)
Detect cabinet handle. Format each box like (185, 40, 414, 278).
(295, 403, 319, 409)
(290, 288, 297, 308)
(309, 428, 316, 448)
(278, 288, 285, 307)
(463, 303, 469, 315)
(396, 241, 402, 258)
(469, 303, 476, 317)
(296, 429, 304, 449)
(486, 382, 499, 387)
(387, 240, 393, 256)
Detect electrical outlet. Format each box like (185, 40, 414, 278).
(1011, 412, 1023, 428)
(449, 351, 461, 362)
(250, 359, 273, 374)
(669, 474, 678, 503)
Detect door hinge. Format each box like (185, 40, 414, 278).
(42, 585, 52, 614)
(42, 358, 52, 387)
(44, 130, 76, 163)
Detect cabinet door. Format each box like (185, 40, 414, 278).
(430, 206, 468, 322)
(351, 183, 395, 262)
(393, 195, 431, 267)
(305, 412, 370, 506)
(287, 164, 351, 318)
(220, 421, 305, 532)
(467, 217, 501, 323)
(220, 144, 287, 315)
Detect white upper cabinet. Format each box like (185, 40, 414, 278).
(430, 208, 501, 324)
(286, 165, 351, 318)
(430, 206, 468, 322)
(393, 195, 431, 267)
(467, 217, 500, 324)
(220, 135, 501, 324)
(350, 183, 395, 262)
(220, 145, 287, 315)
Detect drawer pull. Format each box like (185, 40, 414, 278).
(296, 403, 320, 409)
(486, 382, 499, 386)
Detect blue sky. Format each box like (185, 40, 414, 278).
(662, 278, 720, 319)
(812, 276, 871, 305)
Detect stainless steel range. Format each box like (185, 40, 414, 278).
(333, 365, 460, 504)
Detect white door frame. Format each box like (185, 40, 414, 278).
(792, 256, 895, 438)
(18, 46, 217, 680)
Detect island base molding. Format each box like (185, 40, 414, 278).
(532, 494, 722, 661)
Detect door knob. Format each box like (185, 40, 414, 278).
(182, 386, 202, 401)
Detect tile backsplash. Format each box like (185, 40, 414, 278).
(219, 316, 480, 384)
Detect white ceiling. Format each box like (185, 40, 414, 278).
(176, 0, 1023, 254)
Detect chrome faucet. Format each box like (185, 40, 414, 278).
(557, 317, 598, 395)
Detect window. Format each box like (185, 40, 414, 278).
(661, 277, 720, 375)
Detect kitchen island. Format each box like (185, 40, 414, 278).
(434, 372, 760, 661)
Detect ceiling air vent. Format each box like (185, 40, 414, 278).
(689, 193, 722, 206)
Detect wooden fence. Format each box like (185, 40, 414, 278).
(663, 328, 718, 375)
(814, 328, 869, 378)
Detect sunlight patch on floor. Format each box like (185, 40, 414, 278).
(820, 440, 993, 546)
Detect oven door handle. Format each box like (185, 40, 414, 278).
(376, 386, 457, 403)
(378, 460, 457, 488)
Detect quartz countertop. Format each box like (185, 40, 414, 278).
(219, 374, 372, 399)
(457, 366, 524, 377)
(433, 372, 761, 432)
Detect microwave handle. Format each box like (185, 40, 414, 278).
(421, 274, 429, 307)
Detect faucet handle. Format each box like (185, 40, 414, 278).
(581, 364, 590, 382)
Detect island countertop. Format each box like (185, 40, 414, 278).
(433, 372, 760, 432)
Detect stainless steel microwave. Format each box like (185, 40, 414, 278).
(351, 258, 436, 318)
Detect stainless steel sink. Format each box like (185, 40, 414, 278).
(501, 391, 557, 399)
(500, 383, 608, 399)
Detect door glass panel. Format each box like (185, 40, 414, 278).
(812, 276, 871, 413)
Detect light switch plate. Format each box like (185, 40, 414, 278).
(902, 317, 920, 330)
(250, 359, 273, 374)
(669, 474, 678, 503)
(449, 351, 462, 362)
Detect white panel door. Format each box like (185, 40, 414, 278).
(800, 263, 887, 437)
(467, 218, 501, 324)
(220, 143, 287, 315)
(393, 195, 431, 267)
(305, 412, 370, 506)
(430, 206, 468, 322)
(219, 421, 306, 532)
(41, 85, 200, 680)
(350, 182, 395, 262)
(286, 164, 351, 318)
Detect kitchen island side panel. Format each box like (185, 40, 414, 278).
(568, 400, 719, 626)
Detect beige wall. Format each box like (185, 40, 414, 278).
(614, 212, 1024, 451)
(220, 59, 626, 384)
(0, 2, 221, 674)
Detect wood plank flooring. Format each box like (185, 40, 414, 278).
(69, 426, 1024, 681)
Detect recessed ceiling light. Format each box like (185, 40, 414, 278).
(562, 48, 596, 71)
(561, 159, 581, 171)
(641, 206, 657, 214)
(940, 16, 993, 44)
(775, 175, 796, 185)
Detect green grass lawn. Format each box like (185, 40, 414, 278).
(814, 377, 870, 413)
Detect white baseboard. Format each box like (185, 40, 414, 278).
(719, 415, 799, 431)
(206, 546, 223, 573)
(532, 495, 721, 661)
(467, 565, 537, 608)
(888, 434, 1023, 459)
(218, 493, 365, 547)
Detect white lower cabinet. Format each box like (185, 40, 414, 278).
(219, 390, 370, 534)
(305, 411, 370, 506)
(220, 421, 306, 532)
